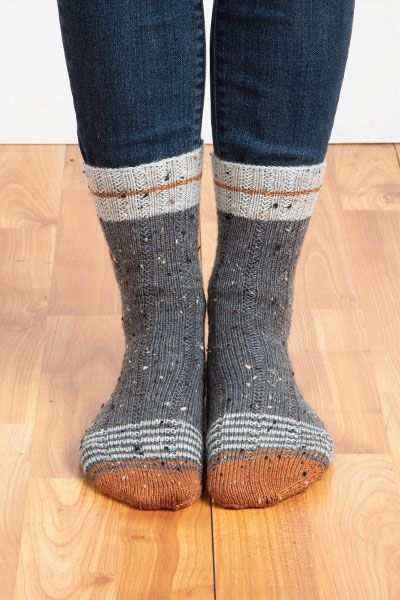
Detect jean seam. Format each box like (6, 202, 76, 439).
(193, 0, 206, 149)
(211, 0, 221, 157)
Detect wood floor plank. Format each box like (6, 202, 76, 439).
(0, 226, 56, 423)
(0, 425, 33, 599)
(212, 489, 319, 599)
(15, 478, 119, 599)
(395, 144, 400, 167)
(30, 315, 124, 478)
(307, 454, 400, 599)
(291, 308, 369, 354)
(0, 145, 65, 228)
(295, 152, 359, 309)
(117, 499, 214, 599)
(330, 144, 400, 211)
(342, 209, 400, 478)
(48, 146, 120, 316)
(289, 308, 388, 455)
(0, 324, 46, 424)
(0, 227, 55, 326)
(343, 211, 400, 353)
(372, 349, 400, 480)
(15, 479, 214, 599)
(310, 308, 369, 353)
(213, 454, 400, 599)
(292, 350, 388, 455)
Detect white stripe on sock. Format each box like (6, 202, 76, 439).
(84, 146, 203, 222)
(81, 433, 203, 456)
(81, 446, 202, 472)
(82, 419, 202, 444)
(212, 153, 325, 222)
(207, 413, 329, 438)
(206, 412, 333, 460)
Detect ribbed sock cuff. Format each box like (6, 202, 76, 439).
(212, 153, 326, 221)
(83, 145, 203, 222)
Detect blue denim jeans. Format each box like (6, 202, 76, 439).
(57, 0, 354, 168)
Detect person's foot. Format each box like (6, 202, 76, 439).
(80, 147, 206, 510)
(206, 154, 332, 509)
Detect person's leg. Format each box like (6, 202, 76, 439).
(207, 0, 354, 508)
(58, 0, 205, 167)
(57, 0, 206, 509)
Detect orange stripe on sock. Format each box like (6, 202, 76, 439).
(88, 172, 202, 199)
(213, 179, 321, 197)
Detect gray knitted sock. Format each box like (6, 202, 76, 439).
(206, 153, 333, 509)
(80, 146, 205, 510)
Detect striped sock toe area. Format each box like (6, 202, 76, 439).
(207, 414, 332, 509)
(81, 420, 203, 510)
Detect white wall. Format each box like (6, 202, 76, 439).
(1, 0, 399, 144)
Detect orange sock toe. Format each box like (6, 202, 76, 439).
(208, 451, 328, 509)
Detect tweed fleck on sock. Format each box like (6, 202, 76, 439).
(80, 146, 205, 510)
(206, 153, 333, 509)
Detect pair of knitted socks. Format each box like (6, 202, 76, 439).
(80, 145, 333, 510)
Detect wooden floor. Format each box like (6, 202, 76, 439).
(1, 143, 400, 599)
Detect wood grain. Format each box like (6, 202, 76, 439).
(295, 151, 359, 310)
(0, 425, 33, 599)
(291, 350, 388, 455)
(0, 144, 399, 598)
(30, 315, 124, 478)
(0, 227, 55, 423)
(117, 499, 214, 599)
(0, 324, 46, 424)
(15, 478, 120, 599)
(332, 144, 400, 211)
(395, 144, 400, 167)
(48, 146, 120, 316)
(0, 145, 65, 228)
(342, 208, 400, 481)
(307, 454, 400, 600)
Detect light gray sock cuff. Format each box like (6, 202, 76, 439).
(83, 145, 203, 222)
(211, 152, 326, 221)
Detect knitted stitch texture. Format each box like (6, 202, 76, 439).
(80, 146, 205, 510)
(206, 153, 333, 509)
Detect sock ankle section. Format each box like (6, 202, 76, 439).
(84, 146, 203, 221)
(80, 146, 205, 510)
(212, 152, 326, 222)
(206, 153, 332, 508)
